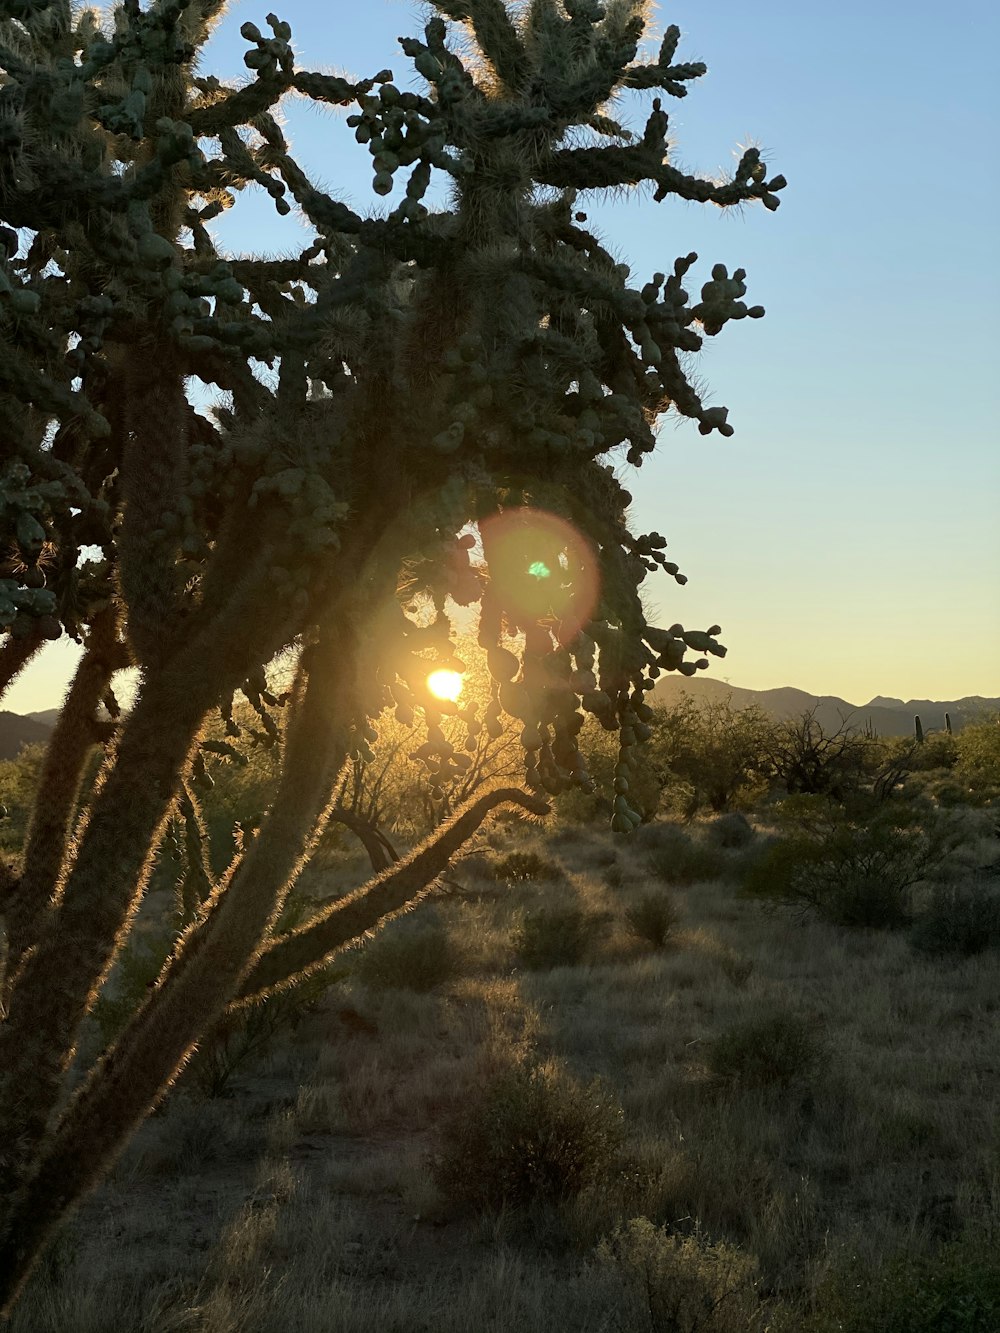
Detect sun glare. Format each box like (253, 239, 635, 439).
(427, 669, 463, 702)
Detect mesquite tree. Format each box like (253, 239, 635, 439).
(0, 0, 783, 1310)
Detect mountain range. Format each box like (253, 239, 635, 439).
(0, 711, 57, 762)
(1, 685, 996, 762)
(650, 678, 999, 738)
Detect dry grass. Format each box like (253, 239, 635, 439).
(10, 820, 1000, 1330)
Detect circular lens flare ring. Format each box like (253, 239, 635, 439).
(480, 507, 599, 641)
(427, 668, 464, 702)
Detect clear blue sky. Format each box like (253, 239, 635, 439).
(9, 0, 999, 714)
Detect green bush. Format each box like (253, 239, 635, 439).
(651, 697, 775, 814)
(513, 906, 606, 970)
(707, 1012, 823, 1091)
(908, 732, 960, 772)
(487, 849, 564, 883)
(742, 798, 962, 929)
(433, 1059, 623, 1213)
(910, 876, 1000, 958)
(354, 920, 457, 992)
(624, 892, 679, 949)
(955, 716, 1000, 791)
(597, 1217, 762, 1333)
(0, 743, 45, 859)
(794, 1240, 1000, 1332)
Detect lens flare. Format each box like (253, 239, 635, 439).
(480, 508, 599, 640)
(427, 669, 463, 702)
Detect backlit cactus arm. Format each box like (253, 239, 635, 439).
(433, 0, 526, 92)
(5, 610, 124, 973)
(235, 786, 551, 1005)
(0, 629, 44, 702)
(117, 349, 189, 667)
(0, 627, 356, 1302)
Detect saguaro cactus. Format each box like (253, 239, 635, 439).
(0, 0, 782, 1309)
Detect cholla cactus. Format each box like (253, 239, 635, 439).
(0, 0, 782, 1308)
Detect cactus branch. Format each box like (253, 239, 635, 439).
(3, 611, 123, 979)
(0, 631, 44, 706)
(236, 786, 550, 1006)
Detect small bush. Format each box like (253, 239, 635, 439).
(597, 1217, 762, 1333)
(624, 892, 679, 949)
(910, 876, 1000, 958)
(707, 1012, 823, 1091)
(716, 948, 755, 988)
(487, 849, 564, 883)
(354, 920, 457, 992)
(642, 821, 730, 885)
(433, 1059, 623, 1212)
(187, 969, 338, 1097)
(706, 812, 755, 849)
(513, 906, 606, 969)
(633, 820, 693, 853)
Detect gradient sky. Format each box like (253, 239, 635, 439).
(7, 0, 999, 714)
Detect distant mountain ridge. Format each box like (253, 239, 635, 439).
(0, 711, 54, 762)
(1, 685, 997, 759)
(651, 678, 999, 738)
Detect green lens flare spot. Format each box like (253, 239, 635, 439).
(527, 560, 551, 580)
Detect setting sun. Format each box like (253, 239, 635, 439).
(426, 669, 463, 702)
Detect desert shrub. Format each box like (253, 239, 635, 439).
(513, 907, 606, 970)
(908, 731, 960, 772)
(188, 970, 339, 1097)
(93, 927, 339, 1097)
(716, 948, 755, 988)
(952, 716, 1000, 807)
(652, 698, 775, 814)
(794, 1239, 1000, 1332)
(645, 829, 728, 887)
(624, 893, 679, 949)
(487, 849, 564, 883)
(0, 744, 45, 859)
(633, 820, 692, 853)
(742, 797, 963, 928)
(706, 811, 755, 849)
(910, 876, 1000, 958)
(766, 708, 878, 799)
(707, 1012, 823, 1091)
(353, 920, 457, 992)
(597, 1217, 762, 1333)
(433, 1059, 623, 1213)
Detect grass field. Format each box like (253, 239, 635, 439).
(11, 817, 1000, 1331)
